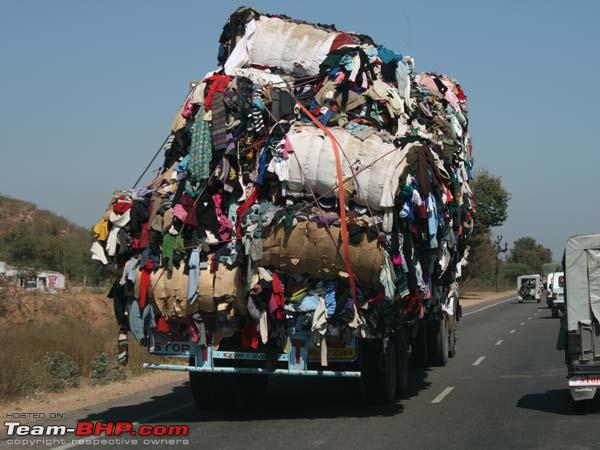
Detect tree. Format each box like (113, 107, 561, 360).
(493, 235, 508, 292)
(502, 263, 534, 283)
(465, 169, 511, 291)
(508, 236, 552, 274)
(470, 169, 510, 231)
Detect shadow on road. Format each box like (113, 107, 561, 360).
(517, 389, 600, 416)
(82, 366, 431, 422)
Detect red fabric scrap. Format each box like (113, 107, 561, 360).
(203, 74, 232, 109)
(268, 273, 285, 320)
(138, 259, 153, 309)
(240, 323, 260, 350)
(155, 315, 170, 334)
(329, 32, 356, 52)
(236, 186, 259, 238)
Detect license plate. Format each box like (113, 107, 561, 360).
(307, 337, 357, 361)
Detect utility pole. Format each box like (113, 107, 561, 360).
(494, 235, 508, 292)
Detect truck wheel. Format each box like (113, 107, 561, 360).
(189, 371, 217, 408)
(448, 318, 457, 358)
(395, 331, 410, 397)
(360, 338, 397, 404)
(552, 307, 559, 318)
(411, 322, 428, 367)
(235, 374, 269, 404)
(429, 318, 449, 367)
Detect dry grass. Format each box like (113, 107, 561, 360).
(0, 290, 164, 401)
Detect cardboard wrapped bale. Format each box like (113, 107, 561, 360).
(261, 221, 384, 286)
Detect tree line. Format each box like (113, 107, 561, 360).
(465, 170, 553, 290)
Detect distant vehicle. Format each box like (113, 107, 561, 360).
(548, 271, 565, 318)
(545, 273, 554, 307)
(557, 234, 600, 403)
(517, 274, 541, 303)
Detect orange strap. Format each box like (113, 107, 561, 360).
(295, 102, 359, 308)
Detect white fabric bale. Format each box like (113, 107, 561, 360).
(247, 16, 338, 76)
(287, 125, 409, 211)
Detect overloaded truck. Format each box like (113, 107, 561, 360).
(91, 8, 475, 404)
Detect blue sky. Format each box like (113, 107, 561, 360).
(1, 0, 598, 259)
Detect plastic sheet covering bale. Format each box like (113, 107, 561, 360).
(287, 125, 411, 210)
(261, 221, 384, 286)
(225, 15, 338, 76)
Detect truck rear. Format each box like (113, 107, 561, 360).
(558, 234, 600, 402)
(90, 7, 474, 405)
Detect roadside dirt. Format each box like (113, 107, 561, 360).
(0, 291, 114, 326)
(0, 371, 187, 419)
(461, 290, 516, 307)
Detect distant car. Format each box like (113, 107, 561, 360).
(517, 274, 542, 303)
(546, 273, 554, 307)
(548, 271, 565, 318)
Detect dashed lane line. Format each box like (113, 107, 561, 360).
(473, 356, 487, 366)
(520, 322, 526, 326)
(495, 339, 504, 346)
(509, 329, 516, 334)
(431, 387, 455, 403)
(528, 317, 532, 320)
(462, 297, 515, 317)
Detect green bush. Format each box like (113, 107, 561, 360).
(42, 352, 80, 391)
(90, 353, 126, 385)
(502, 263, 534, 283)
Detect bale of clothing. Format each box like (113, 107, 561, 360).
(91, 7, 475, 364)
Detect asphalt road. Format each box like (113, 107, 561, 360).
(5, 296, 600, 450)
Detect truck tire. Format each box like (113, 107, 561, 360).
(411, 322, 428, 367)
(448, 317, 457, 358)
(189, 371, 217, 408)
(360, 338, 397, 404)
(235, 374, 269, 404)
(429, 318, 449, 367)
(395, 330, 410, 397)
(552, 307, 559, 318)
(518, 286, 530, 299)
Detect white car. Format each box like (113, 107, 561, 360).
(548, 271, 565, 318)
(517, 274, 542, 303)
(546, 273, 554, 306)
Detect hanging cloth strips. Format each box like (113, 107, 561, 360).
(186, 106, 212, 196)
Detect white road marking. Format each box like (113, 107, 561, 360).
(462, 297, 515, 317)
(520, 322, 526, 326)
(534, 312, 538, 316)
(528, 317, 532, 320)
(431, 386, 455, 403)
(495, 339, 504, 346)
(509, 329, 516, 334)
(50, 402, 195, 450)
(473, 356, 487, 366)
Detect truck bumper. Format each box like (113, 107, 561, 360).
(143, 362, 361, 378)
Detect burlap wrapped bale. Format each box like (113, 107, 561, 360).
(260, 221, 384, 286)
